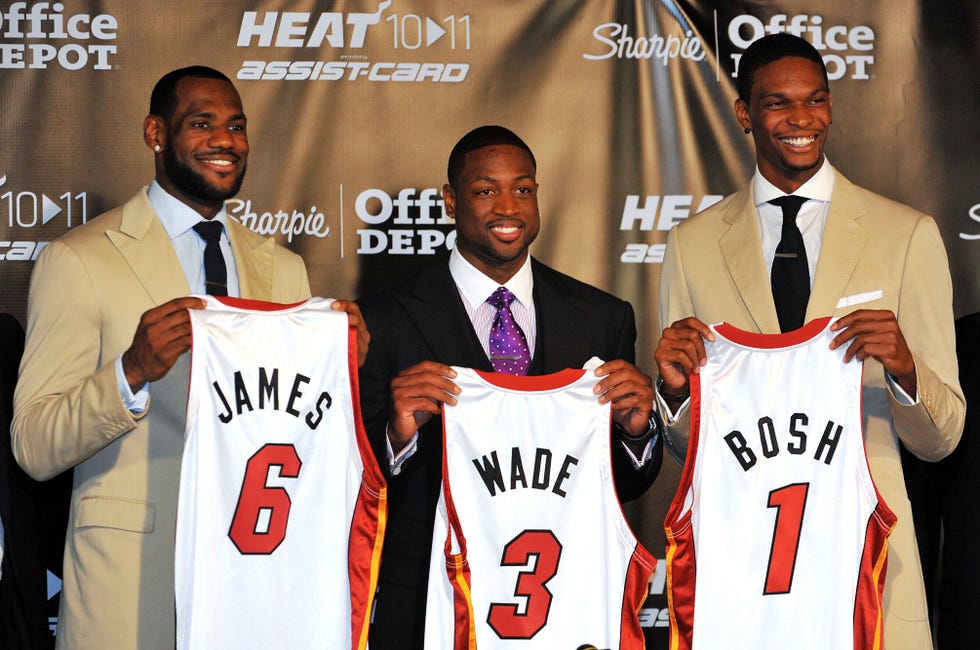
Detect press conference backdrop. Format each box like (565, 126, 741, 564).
(1, 0, 977, 645)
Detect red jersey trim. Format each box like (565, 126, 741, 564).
(714, 317, 832, 348)
(472, 368, 586, 391)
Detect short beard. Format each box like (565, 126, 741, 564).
(163, 146, 246, 203)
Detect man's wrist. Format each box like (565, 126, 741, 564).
(657, 375, 689, 401)
(386, 422, 410, 454)
(621, 413, 661, 443)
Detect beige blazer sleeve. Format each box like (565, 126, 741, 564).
(12, 194, 312, 481)
(11, 199, 179, 481)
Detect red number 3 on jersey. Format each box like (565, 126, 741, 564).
(488, 529, 563, 639)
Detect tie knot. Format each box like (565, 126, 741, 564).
(768, 195, 808, 222)
(193, 221, 224, 242)
(487, 286, 516, 310)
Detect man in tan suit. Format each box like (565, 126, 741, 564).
(11, 66, 368, 648)
(654, 34, 964, 648)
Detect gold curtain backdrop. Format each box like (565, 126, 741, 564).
(2, 1, 977, 645)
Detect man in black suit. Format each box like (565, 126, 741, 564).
(0, 314, 70, 649)
(902, 311, 980, 648)
(358, 125, 662, 648)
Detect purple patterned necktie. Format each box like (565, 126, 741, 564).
(487, 286, 531, 375)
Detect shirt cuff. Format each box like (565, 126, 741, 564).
(386, 427, 419, 476)
(620, 435, 659, 469)
(655, 388, 690, 424)
(885, 372, 918, 405)
(115, 355, 149, 414)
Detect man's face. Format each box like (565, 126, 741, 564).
(735, 56, 832, 193)
(158, 77, 249, 216)
(443, 144, 540, 284)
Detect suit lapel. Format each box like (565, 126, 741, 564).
(228, 218, 275, 300)
(806, 171, 868, 321)
(105, 191, 189, 305)
(529, 260, 582, 373)
(719, 189, 782, 333)
(399, 264, 492, 370)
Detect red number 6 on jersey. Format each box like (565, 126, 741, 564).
(488, 529, 563, 639)
(228, 443, 302, 555)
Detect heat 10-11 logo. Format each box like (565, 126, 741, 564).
(0, 175, 88, 260)
(238, 0, 471, 83)
(620, 194, 722, 263)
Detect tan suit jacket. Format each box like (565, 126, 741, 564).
(12, 190, 311, 648)
(658, 169, 964, 649)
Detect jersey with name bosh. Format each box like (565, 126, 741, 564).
(665, 318, 895, 650)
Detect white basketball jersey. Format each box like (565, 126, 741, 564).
(176, 296, 386, 650)
(424, 367, 654, 649)
(665, 318, 895, 650)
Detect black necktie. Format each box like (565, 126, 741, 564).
(192, 221, 228, 296)
(769, 195, 809, 332)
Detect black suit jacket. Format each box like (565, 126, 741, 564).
(357, 257, 662, 649)
(0, 314, 70, 649)
(902, 311, 980, 647)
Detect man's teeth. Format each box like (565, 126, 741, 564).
(204, 159, 233, 166)
(781, 136, 816, 147)
(493, 226, 518, 233)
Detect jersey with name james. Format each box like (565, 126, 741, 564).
(176, 296, 386, 650)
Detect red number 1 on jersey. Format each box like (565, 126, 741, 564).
(764, 482, 809, 595)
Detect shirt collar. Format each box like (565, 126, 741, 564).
(752, 157, 836, 206)
(147, 180, 230, 240)
(448, 247, 534, 309)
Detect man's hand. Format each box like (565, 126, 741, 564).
(388, 361, 460, 452)
(331, 299, 370, 368)
(653, 317, 714, 406)
(121, 297, 206, 392)
(594, 359, 654, 438)
(830, 309, 917, 396)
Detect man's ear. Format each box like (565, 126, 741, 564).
(442, 183, 457, 219)
(143, 114, 164, 152)
(734, 98, 752, 132)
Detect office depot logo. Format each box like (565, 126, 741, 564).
(0, 2, 118, 70)
(355, 187, 455, 255)
(728, 14, 875, 81)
